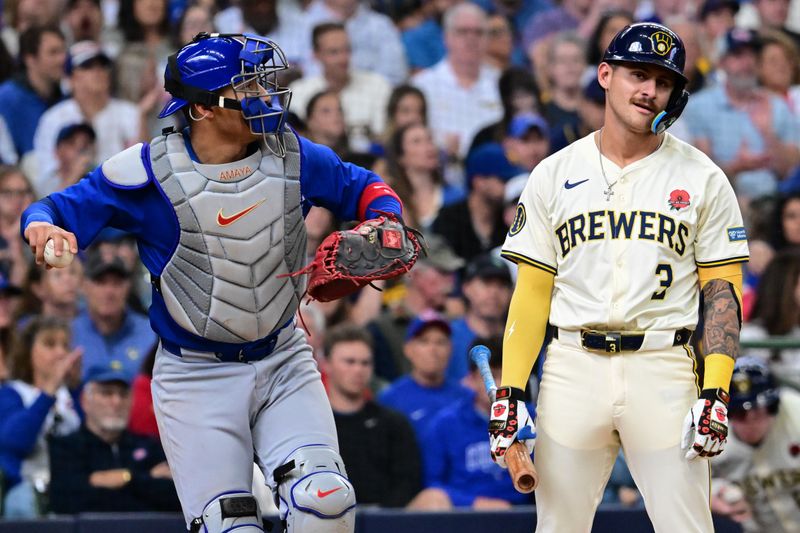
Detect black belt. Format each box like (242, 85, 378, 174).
(553, 327, 692, 353)
(161, 318, 293, 363)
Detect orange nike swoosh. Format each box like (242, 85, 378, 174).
(216, 200, 265, 226)
(317, 487, 343, 498)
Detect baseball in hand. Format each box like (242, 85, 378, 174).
(44, 239, 74, 268)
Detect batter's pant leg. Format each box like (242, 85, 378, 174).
(533, 342, 622, 533)
(616, 346, 713, 533)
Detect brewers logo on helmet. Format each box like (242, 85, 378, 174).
(602, 22, 690, 135)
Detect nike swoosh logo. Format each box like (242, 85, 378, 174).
(216, 199, 265, 226)
(564, 179, 589, 189)
(317, 487, 343, 498)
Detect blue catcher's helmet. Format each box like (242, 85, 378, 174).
(729, 356, 780, 416)
(602, 22, 690, 135)
(159, 32, 292, 154)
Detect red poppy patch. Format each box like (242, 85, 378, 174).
(668, 189, 691, 210)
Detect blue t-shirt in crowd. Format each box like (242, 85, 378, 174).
(446, 317, 477, 382)
(0, 76, 61, 157)
(402, 20, 445, 70)
(420, 392, 534, 507)
(72, 309, 157, 383)
(378, 376, 471, 437)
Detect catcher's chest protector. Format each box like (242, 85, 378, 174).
(149, 132, 307, 343)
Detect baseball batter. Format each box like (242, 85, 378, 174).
(486, 23, 749, 532)
(21, 33, 404, 532)
(711, 357, 800, 533)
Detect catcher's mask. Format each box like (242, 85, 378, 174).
(159, 32, 292, 156)
(602, 22, 689, 135)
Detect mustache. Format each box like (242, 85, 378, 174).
(631, 98, 657, 112)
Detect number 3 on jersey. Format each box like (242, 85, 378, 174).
(651, 264, 673, 300)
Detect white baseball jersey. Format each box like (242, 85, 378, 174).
(502, 132, 749, 331)
(712, 389, 800, 533)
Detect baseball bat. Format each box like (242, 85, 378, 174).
(470, 344, 538, 494)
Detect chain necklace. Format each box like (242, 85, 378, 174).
(597, 128, 617, 202)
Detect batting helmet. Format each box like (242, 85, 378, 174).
(728, 356, 780, 415)
(602, 22, 689, 135)
(159, 32, 292, 154)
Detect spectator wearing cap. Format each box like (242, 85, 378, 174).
(384, 122, 466, 231)
(32, 123, 96, 197)
(410, 336, 532, 510)
(48, 365, 181, 514)
(683, 28, 800, 201)
(378, 310, 471, 437)
(0, 317, 82, 517)
(32, 40, 143, 185)
(503, 112, 550, 172)
(289, 23, 392, 148)
(72, 250, 156, 384)
(0, 26, 65, 160)
(550, 74, 606, 152)
(322, 324, 422, 507)
(432, 142, 515, 263)
(412, 3, 502, 160)
(368, 233, 464, 381)
(446, 254, 512, 381)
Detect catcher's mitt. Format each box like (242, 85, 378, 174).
(287, 213, 426, 303)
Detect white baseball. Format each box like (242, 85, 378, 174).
(44, 239, 74, 268)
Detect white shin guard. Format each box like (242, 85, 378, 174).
(273, 445, 356, 533)
(190, 491, 264, 533)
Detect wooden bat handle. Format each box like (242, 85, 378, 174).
(506, 441, 538, 493)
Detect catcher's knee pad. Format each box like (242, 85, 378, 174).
(273, 444, 356, 532)
(190, 491, 264, 533)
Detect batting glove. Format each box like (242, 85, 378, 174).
(488, 386, 536, 468)
(681, 388, 730, 460)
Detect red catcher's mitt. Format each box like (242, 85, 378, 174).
(289, 213, 426, 302)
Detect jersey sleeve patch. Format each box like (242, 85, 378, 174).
(508, 203, 526, 236)
(101, 143, 150, 189)
(727, 226, 747, 242)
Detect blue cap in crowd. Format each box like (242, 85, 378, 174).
(465, 143, 524, 183)
(84, 365, 131, 386)
(507, 113, 549, 139)
(721, 28, 761, 56)
(406, 309, 451, 341)
(582, 77, 605, 105)
(464, 254, 512, 285)
(66, 40, 112, 75)
(55, 123, 96, 146)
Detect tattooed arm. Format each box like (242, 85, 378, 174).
(698, 264, 745, 392)
(701, 279, 741, 360)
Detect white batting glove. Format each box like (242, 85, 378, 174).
(681, 388, 730, 460)
(488, 386, 536, 468)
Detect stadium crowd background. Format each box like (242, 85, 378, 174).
(0, 0, 798, 526)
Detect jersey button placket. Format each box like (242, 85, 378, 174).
(609, 171, 628, 325)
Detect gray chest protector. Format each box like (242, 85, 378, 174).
(149, 132, 307, 343)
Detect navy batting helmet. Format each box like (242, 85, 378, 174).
(160, 32, 292, 154)
(728, 356, 780, 415)
(602, 22, 689, 135)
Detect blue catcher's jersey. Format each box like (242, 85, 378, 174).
(22, 130, 401, 352)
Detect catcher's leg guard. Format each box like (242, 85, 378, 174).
(273, 444, 356, 532)
(189, 491, 264, 533)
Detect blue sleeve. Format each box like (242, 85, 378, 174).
(298, 136, 401, 221)
(0, 387, 55, 456)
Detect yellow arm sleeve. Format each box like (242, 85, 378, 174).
(697, 263, 743, 319)
(697, 264, 743, 392)
(501, 264, 555, 390)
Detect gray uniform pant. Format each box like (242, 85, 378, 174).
(151, 327, 339, 525)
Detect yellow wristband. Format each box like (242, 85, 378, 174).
(703, 353, 735, 392)
(121, 469, 132, 484)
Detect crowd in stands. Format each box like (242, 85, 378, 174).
(0, 0, 798, 527)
